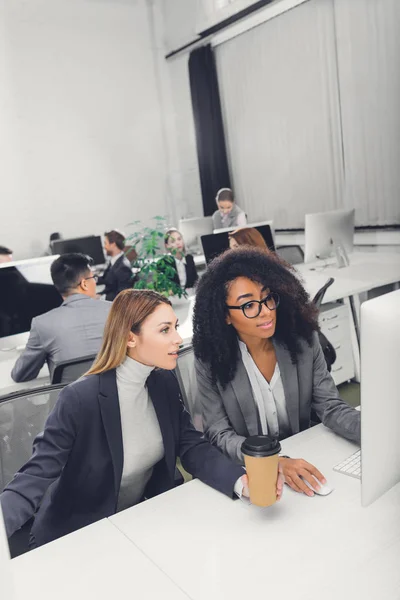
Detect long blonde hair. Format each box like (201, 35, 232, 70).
(87, 289, 171, 375)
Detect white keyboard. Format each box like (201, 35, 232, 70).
(333, 449, 361, 479)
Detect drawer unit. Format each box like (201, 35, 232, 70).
(319, 302, 354, 385)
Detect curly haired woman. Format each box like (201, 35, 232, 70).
(193, 247, 360, 497)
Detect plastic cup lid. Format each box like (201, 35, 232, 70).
(241, 435, 281, 458)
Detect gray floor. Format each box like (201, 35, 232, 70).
(337, 380, 360, 408)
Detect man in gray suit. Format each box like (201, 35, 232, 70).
(12, 253, 111, 383)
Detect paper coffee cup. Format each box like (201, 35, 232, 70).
(241, 435, 281, 507)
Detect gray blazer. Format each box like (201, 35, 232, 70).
(11, 294, 111, 383)
(195, 332, 360, 464)
(211, 204, 246, 230)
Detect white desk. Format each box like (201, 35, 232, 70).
(297, 251, 400, 380)
(296, 251, 400, 302)
(110, 424, 400, 600)
(11, 518, 190, 600)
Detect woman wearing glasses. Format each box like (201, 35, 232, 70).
(193, 247, 360, 497)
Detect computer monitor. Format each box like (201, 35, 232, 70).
(213, 219, 275, 240)
(201, 224, 275, 264)
(52, 235, 105, 266)
(178, 217, 214, 253)
(304, 208, 355, 263)
(0, 259, 62, 349)
(360, 289, 400, 507)
(1, 255, 57, 285)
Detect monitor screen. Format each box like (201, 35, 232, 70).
(52, 236, 105, 265)
(201, 224, 275, 264)
(304, 209, 355, 263)
(178, 217, 214, 252)
(0, 264, 62, 339)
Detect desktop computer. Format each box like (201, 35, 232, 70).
(304, 208, 355, 263)
(201, 224, 275, 264)
(178, 217, 214, 254)
(0, 260, 62, 350)
(334, 289, 400, 507)
(51, 235, 105, 266)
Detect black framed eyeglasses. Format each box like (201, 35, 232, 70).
(226, 292, 280, 319)
(84, 275, 98, 283)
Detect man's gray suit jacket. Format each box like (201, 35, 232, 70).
(11, 294, 111, 383)
(195, 332, 361, 464)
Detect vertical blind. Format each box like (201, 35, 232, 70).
(214, 0, 400, 227)
(334, 0, 400, 225)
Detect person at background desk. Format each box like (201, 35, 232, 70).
(98, 229, 133, 301)
(212, 188, 247, 230)
(11, 253, 111, 383)
(228, 227, 270, 251)
(193, 247, 360, 497)
(161, 228, 198, 291)
(0, 245, 13, 264)
(0, 289, 277, 548)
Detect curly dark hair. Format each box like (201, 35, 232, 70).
(192, 247, 319, 388)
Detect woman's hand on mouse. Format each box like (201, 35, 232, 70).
(240, 463, 284, 500)
(279, 458, 326, 497)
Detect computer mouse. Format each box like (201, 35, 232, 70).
(301, 475, 334, 496)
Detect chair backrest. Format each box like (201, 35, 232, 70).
(276, 245, 304, 265)
(312, 277, 335, 309)
(175, 345, 203, 432)
(0, 384, 66, 491)
(51, 354, 97, 384)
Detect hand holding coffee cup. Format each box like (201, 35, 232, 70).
(241, 435, 282, 507)
(240, 470, 284, 502)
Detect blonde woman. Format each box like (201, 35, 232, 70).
(0, 290, 279, 548)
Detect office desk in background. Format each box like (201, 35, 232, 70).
(11, 518, 190, 600)
(110, 423, 400, 600)
(0, 347, 49, 396)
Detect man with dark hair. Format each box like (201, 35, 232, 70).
(0, 246, 13, 264)
(99, 229, 133, 301)
(11, 253, 111, 383)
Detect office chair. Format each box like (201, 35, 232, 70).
(0, 384, 66, 557)
(51, 354, 97, 384)
(310, 278, 337, 426)
(175, 345, 203, 432)
(312, 277, 337, 373)
(275, 245, 304, 265)
(313, 277, 335, 310)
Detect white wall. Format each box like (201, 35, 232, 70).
(0, 0, 170, 259)
(162, 0, 199, 54)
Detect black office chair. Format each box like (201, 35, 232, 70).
(0, 384, 66, 557)
(312, 277, 336, 373)
(51, 354, 97, 384)
(313, 277, 335, 310)
(276, 245, 304, 265)
(310, 279, 337, 427)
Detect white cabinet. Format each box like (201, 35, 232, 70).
(319, 302, 355, 386)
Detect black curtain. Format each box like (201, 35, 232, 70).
(189, 45, 231, 217)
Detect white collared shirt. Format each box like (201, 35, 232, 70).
(174, 255, 187, 288)
(239, 340, 290, 439)
(110, 251, 124, 266)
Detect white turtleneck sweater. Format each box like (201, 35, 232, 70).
(116, 356, 164, 512)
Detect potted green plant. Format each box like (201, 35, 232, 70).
(125, 216, 187, 298)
